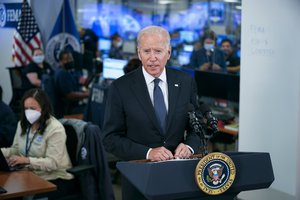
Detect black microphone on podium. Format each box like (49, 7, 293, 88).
(187, 104, 205, 135)
(187, 104, 208, 155)
(198, 103, 219, 135)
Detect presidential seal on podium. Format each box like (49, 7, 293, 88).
(195, 152, 236, 195)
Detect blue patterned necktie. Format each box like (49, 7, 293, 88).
(153, 78, 167, 133)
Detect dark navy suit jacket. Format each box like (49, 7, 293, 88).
(102, 67, 201, 161)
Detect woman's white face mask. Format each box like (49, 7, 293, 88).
(25, 109, 41, 124)
(32, 55, 45, 64)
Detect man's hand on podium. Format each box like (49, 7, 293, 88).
(174, 143, 193, 159)
(148, 147, 174, 161)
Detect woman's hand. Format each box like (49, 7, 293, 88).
(7, 155, 30, 166)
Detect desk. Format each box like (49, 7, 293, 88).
(0, 170, 56, 199)
(219, 127, 238, 136)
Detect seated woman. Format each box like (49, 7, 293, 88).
(1, 88, 73, 199)
(23, 48, 54, 90)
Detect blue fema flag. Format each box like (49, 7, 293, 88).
(45, 0, 80, 67)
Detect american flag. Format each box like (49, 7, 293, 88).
(12, 0, 43, 67)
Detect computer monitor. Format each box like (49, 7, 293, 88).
(102, 58, 128, 80)
(194, 71, 240, 102)
(98, 38, 111, 51)
(180, 31, 197, 43)
(178, 51, 192, 66)
(122, 41, 136, 54)
(183, 44, 194, 52)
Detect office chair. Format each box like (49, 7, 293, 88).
(7, 66, 27, 117)
(60, 118, 115, 200)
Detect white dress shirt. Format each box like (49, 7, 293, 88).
(142, 67, 168, 111)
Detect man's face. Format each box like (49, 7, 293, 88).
(221, 41, 232, 56)
(138, 34, 171, 77)
(61, 53, 74, 65)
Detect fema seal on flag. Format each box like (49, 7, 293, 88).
(0, 4, 6, 28)
(195, 152, 236, 195)
(46, 33, 80, 67)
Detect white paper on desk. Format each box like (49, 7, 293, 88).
(155, 158, 199, 163)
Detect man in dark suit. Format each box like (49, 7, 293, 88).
(103, 25, 202, 199)
(103, 25, 202, 161)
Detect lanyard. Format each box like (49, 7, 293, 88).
(25, 127, 39, 157)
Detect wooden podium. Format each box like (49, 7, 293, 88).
(117, 152, 274, 200)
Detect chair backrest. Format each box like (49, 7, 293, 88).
(7, 66, 25, 89)
(7, 66, 27, 116)
(64, 124, 79, 166)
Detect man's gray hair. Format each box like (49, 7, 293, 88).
(137, 26, 171, 48)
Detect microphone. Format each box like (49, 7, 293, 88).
(197, 104, 219, 134)
(187, 104, 208, 155)
(188, 105, 204, 135)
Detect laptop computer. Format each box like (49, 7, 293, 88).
(0, 150, 26, 171)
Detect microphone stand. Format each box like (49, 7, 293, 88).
(188, 111, 209, 155)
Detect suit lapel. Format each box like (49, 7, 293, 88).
(165, 69, 181, 135)
(130, 68, 163, 133)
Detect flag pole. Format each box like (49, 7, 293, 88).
(62, 0, 65, 38)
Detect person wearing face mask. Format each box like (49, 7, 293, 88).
(108, 32, 124, 59)
(54, 50, 90, 118)
(221, 38, 240, 74)
(189, 30, 226, 72)
(1, 88, 74, 199)
(23, 48, 54, 90)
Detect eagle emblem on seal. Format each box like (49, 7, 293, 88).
(207, 163, 225, 185)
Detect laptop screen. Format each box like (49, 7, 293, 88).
(102, 58, 128, 80)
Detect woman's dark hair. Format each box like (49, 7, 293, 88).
(31, 47, 43, 56)
(200, 30, 216, 46)
(20, 88, 53, 135)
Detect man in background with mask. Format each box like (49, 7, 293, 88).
(189, 30, 226, 72)
(54, 50, 89, 118)
(23, 48, 54, 90)
(108, 33, 124, 59)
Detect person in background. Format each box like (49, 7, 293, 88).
(23, 48, 54, 90)
(79, 27, 99, 58)
(103, 25, 202, 199)
(221, 38, 240, 74)
(54, 50, 89, 118)
(189, 30, 226, 72)
(0, 85, 17, 148)
(78, 27, 99, 75)
(109, 33, 124, 59)
(123, 58, 142, 74)
(1, 88, 74, 199)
